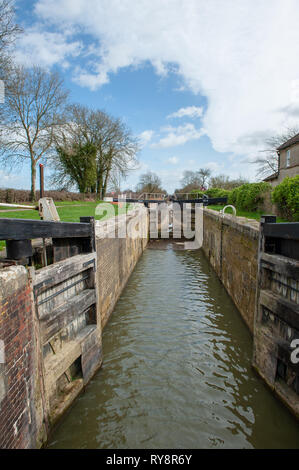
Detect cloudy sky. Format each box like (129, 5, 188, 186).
(5, 0, 299, 192)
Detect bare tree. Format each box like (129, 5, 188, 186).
(102, 120, 139, 198)
(198, 168, 211, 188)
(0, 0, 22, 75)
(180, 168, 211, 192)
(0, 0, 22, 125)
(209, 174, 248, 189)
(253, 127, 299, 179)
(136, 171, 164, 194)
(0, 65, 68, 200)
(0, 1, 21, 50)
(53, 104, 139, 198)
(180, 170, 201, 188)
(106, 168, 123, 194)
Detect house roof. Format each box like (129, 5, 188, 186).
(263, 172, 278, 182)
(277, 133, 299, 151)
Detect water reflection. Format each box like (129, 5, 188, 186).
(48, 246, 299, 449)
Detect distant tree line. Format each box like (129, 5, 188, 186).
(175, 169, 249, 194)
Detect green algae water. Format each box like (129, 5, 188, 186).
(48, 244, 299, 449)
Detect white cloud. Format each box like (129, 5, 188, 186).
(15, 26, 82, 68)
(27, 0, 299, 159)
(167, 106, 204, 119)
(138, 130, 154, 147)
(153, 123, 205, 148)
(167, 156, 179, 164)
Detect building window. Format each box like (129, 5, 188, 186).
(286, 149, 291, 167)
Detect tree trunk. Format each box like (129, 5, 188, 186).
(78, 182, 86, 193)
(30, 159, 36, 202)
(96, 171, 103, 199)
(102, 169, 111, 199)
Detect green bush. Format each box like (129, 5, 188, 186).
(190, 187, 230, 201)
(204, 187, 231, 199)
(272, 176, 299, 221)
(228, 182, 271, 211)
(189, 189, 204, 198)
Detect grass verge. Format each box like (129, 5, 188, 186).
(0, 201, 133, 251)
(208, 205, 287, 222)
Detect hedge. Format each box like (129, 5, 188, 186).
(228, 182, 271, 211)
(271, 176, 299, 222)
(203, 188, 231, 199)
(0, 189, 98, 203)
(190, 187, 230, 200)
(189, 190, 204, 198)
(189, 178, 298, 221)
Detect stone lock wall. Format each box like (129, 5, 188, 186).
(253, 243, 299, 418)
(96, 206, 149, 328)
(201, 209, 259, 332)
(0, 266, 36, 449)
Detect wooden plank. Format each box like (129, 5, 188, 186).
(44, 325, 96, 386)
(176, 197, 228, 204)
(114, 198, 164, 203)
(44, 339, 82, 388)
(0, 218, 92, 240)
(261, 252, 299, 280)
(34, 252, 96, 294)
(263, 222, 299, 240)
(277, 339, 299, 373)
(81, 327, 102, 385)
(40, 289, 96, 343)
(260, 289, 299, 330)
(80, 217, 96, 252)
(113, 197, 228, 205)
(52, 238, 84, 263)
(277, 239, 299, 261)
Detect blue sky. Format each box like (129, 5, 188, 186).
(2, 0, 299, 193)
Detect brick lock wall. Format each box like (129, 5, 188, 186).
(96, 208, 148, 329)
(201, 209, 259, 332)
(0, 266, 36, 449)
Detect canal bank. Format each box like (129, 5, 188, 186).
(48, 242, 299, 449)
